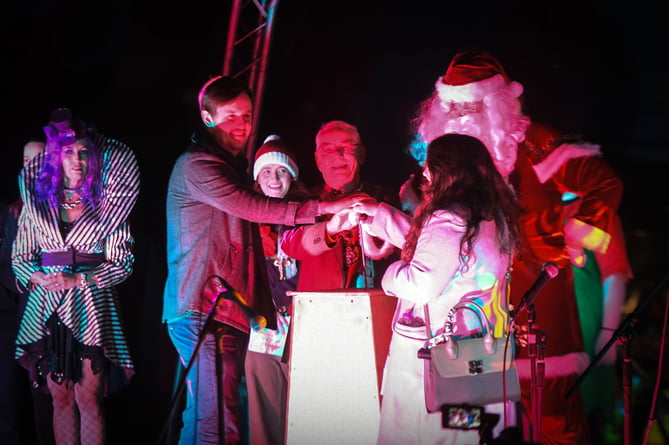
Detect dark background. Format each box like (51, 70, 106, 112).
(3, 1, 668, 443)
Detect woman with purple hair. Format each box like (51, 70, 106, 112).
(12, 108, 139, 445)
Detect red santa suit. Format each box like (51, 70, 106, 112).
(509, 122, 624, 444)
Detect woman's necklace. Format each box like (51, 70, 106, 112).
(61, 197, 82, 210)
(61, 188, 82, 210)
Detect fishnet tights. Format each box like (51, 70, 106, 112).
(47, 358, 106, 445)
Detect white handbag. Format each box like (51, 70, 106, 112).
(419, 301, 521, 412)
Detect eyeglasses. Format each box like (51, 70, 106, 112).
(316, 143, 360, 156)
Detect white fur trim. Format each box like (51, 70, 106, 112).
(533, 142, 602, 184)
(515, 351, 590, 380)
(253, 152, 299, 180)
(264, 134, 281, 143)
(436, 74, 507, 103)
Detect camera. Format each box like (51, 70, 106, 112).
(441, 404, 484, 430)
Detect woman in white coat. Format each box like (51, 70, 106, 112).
(352, 133, 520, 445)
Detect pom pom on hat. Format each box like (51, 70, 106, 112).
(436, 50, 520, 103)
(253, 135, 299, 180)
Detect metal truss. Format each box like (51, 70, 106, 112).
(223, 0, 280, 159)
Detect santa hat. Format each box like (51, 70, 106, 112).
(253, 135, 299, 180)
(436, 50, 520, 103)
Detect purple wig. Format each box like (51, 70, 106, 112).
(36, 108, 103, 209)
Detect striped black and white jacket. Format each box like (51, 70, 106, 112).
(12, 136, 140, 378)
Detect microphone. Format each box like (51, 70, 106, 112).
(512, 262, 559, 316)
(215, 278, 267, 331)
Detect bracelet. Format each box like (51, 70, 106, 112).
(601, 327, 616, 331)
(80, 273, 89, 289)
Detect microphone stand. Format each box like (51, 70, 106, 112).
(358, 224, 373, 289)
(525, 302, 547, 444)
(508, 302, 547, 444)
(566, 273, 669, 445)
(158, 290, 228, 445)
(509, 263, 556, 444)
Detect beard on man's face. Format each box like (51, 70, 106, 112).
(213, 127, 248, 155)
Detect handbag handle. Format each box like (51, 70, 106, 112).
(446, 301, 495, 338)
(424, 301, 498, 359)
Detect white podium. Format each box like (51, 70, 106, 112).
(285, 289, 396, 445)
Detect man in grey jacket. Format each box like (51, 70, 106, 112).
(163, 75, 362, 445)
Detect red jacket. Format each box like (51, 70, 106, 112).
(281, 182, 401, 292)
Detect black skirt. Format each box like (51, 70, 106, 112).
(20, 313, 105, 392)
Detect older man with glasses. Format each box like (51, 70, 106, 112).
(281, 120, 402, 291)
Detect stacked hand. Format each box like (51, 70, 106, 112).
(349, 199, 379, 221)
(318, 193, 370, 215)
(324, 196, 379, 235)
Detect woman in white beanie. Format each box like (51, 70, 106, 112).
(246, 135, 310, 445)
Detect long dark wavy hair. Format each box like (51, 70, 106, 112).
(35, 111, 104, 209)
(401, 133, 519, 270)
